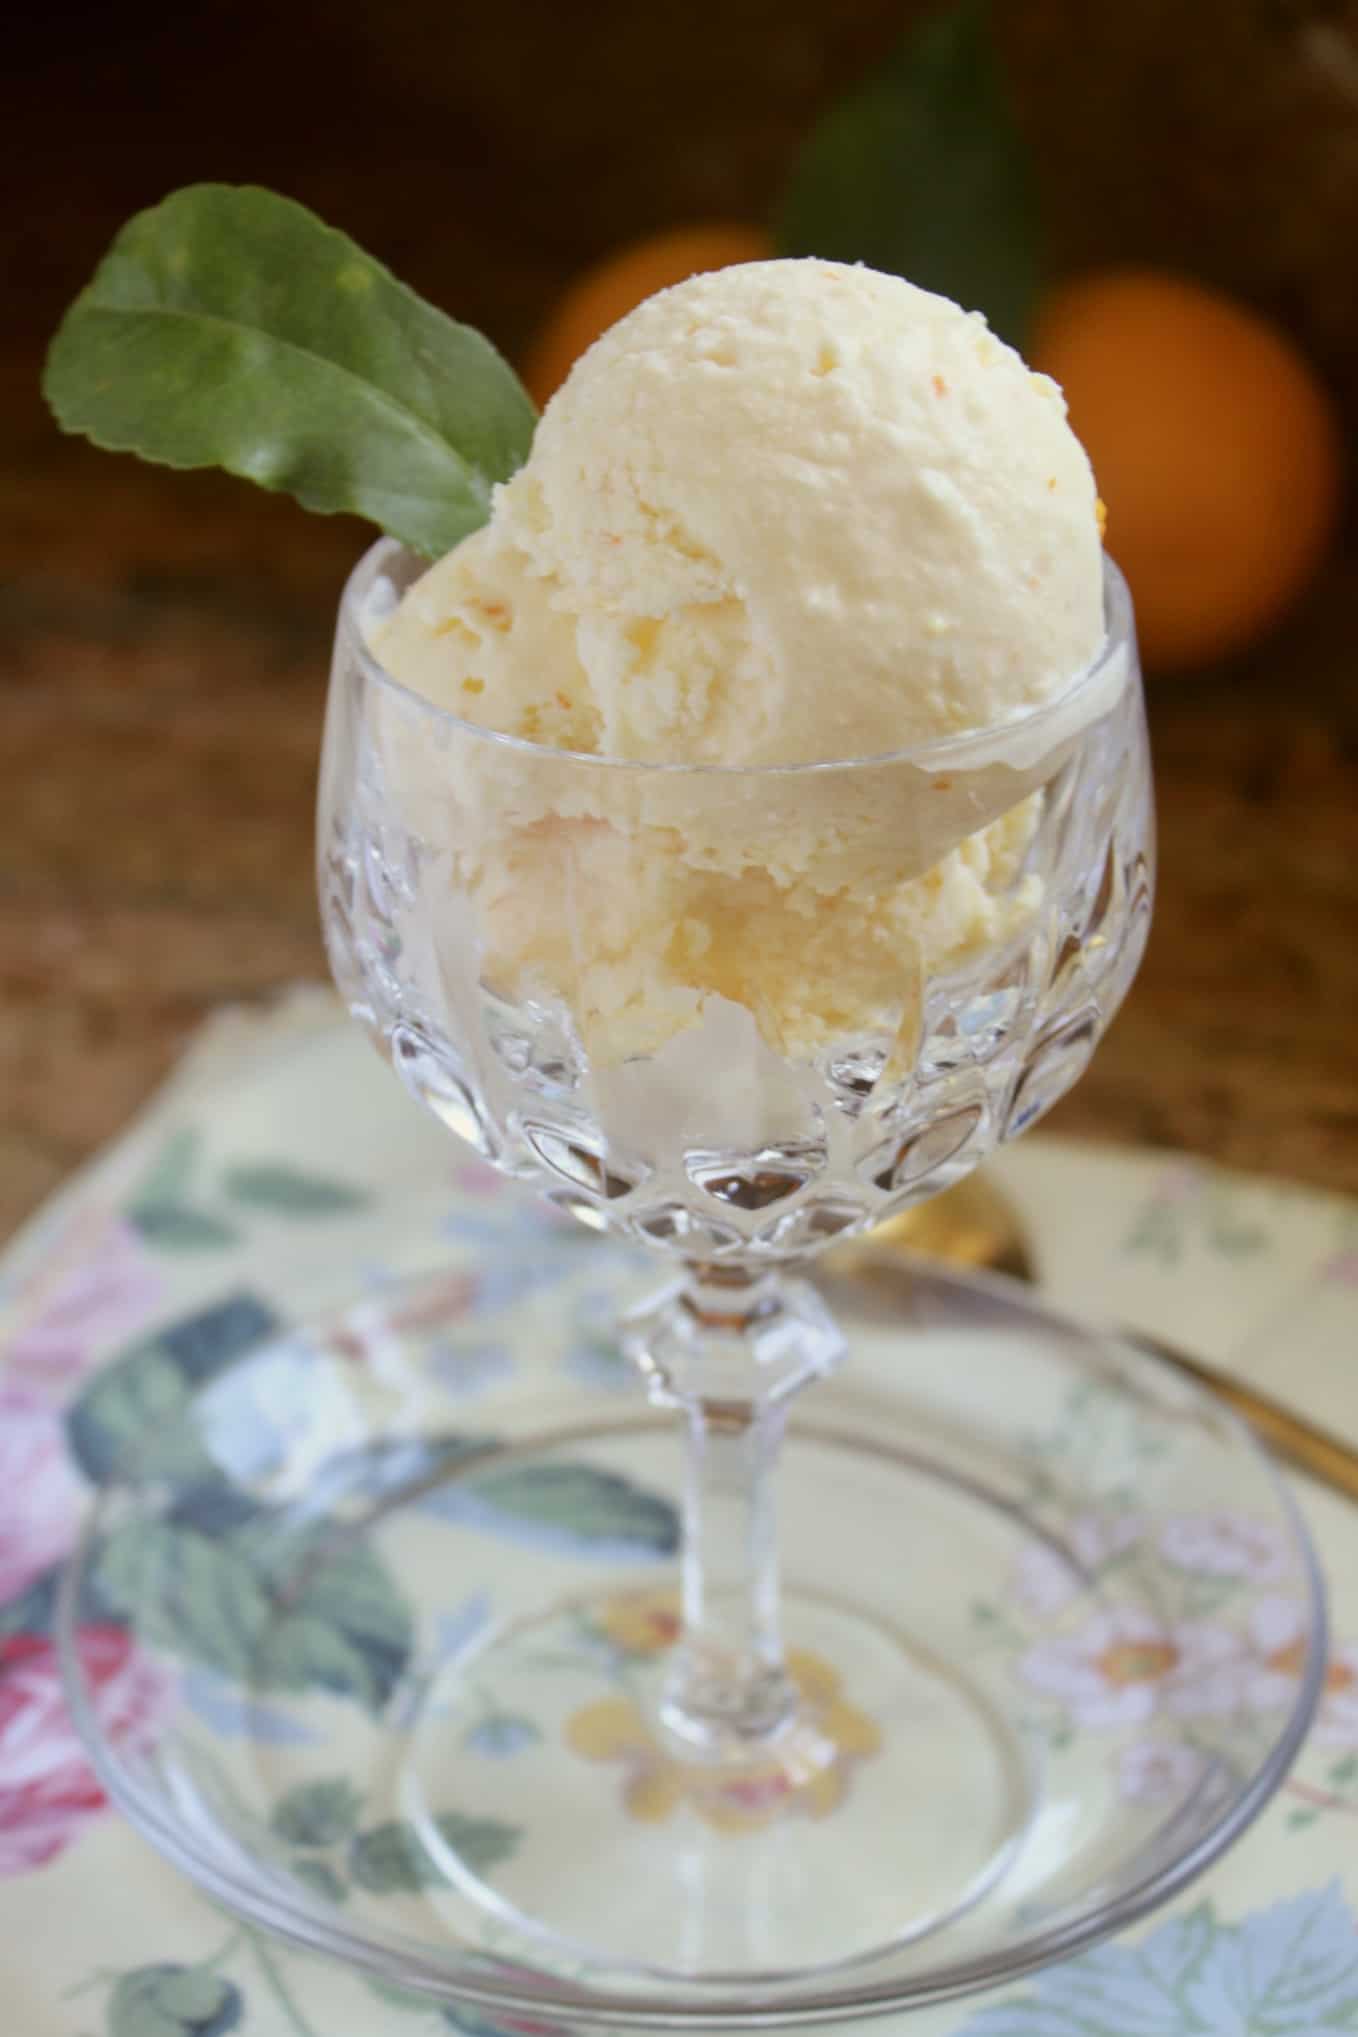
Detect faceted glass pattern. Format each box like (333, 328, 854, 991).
(320, 541, 1154, 1266)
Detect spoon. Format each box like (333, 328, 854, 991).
(829, 1173, 1358, 1504)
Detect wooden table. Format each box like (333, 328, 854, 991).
(5, 0, 1358, 1237)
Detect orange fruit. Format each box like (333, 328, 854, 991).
(1031, 269, 1342, 669)
(523, 223, 774, 408)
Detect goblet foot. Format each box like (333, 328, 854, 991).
(401, 1555, 1035, 1977)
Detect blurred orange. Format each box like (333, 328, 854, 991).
(523, 223, 774, 408)
(1032, 270, 1342, 670)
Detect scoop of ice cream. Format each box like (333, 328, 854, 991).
(363, 260, 1112, 1070)
(455, 787, 1042, 1066)
(373, 258, 1104, 765)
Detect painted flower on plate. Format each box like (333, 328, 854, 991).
(1019, 1608, 1245, 1728)
(0, 1625, 170, 1876)
(590, 1589, 682, 1660)
(6, 1216, 162, 1392)
(1242, 1596, 1356, 1746)
(0, 1385, 85, 1606)
(1010, 1512, 1143, 1618)
(566, 1650, 880, 1832)
(1158, 1511, 1291, 1583)
(1116, 1736, 1210, 1805)
(328, 1272, 481, 1366)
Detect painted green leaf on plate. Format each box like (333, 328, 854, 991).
(160, 1293, 280, 1385)
(94, 1519, 272, 1664)
(107, 1963, 243, 2037)
(347, 1819, 444, 1896)
(348, 1813, 520, 1895)
(69, 1347, 216, 1488)
(219, 1163, 371, 1216)
(45, 183, 538, 558)
(92, 1508, 413, 1713)
(433, 1809, 521, 1875)
(128, 1203, 240, 1252)
(433, 1461, 680, 1558)
(125, 1128, 240, 1250)
(232, 1512, 413, 1700)
(66, 1293, 279, 1485)
(289, 1856, 348, 1905)
(131, 1128, 201, 1209)
(270, 1775, 365, 1847)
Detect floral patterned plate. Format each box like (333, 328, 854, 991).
(1, 990, 1357, 2034)
(47, 1227, 1325, 2020)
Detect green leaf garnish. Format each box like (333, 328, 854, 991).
(43, 183, 538, 557)
(776, 0, 1041, 350)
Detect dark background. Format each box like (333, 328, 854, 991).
(5, 0, 1358, 1234)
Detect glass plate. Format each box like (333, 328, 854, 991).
(57, 1255, 1325, 2027)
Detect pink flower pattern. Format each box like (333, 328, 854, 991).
(1319, 1247, 1358, 1289)
(0, 1626, 170, 1877)
(451, 1159, 506, 1199)
(1158, 1512, 1292, 1584)
(326, 1269, 481, 1365)
(0, 1388, 85, 1606)
(1117, 1737, 1210, 1805)
(6, 1217, 163, 1395)
(1150, 1162, 1203, 1208)
(1011, 1512, 1144, 1617)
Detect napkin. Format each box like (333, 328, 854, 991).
(1, 988, 1356, 2037)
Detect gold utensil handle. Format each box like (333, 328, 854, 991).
(833, 1176, 1358, 1508)
(1129, 1330, 1358, 1504)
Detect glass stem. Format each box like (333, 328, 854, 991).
(627, 1263, 844, 1766)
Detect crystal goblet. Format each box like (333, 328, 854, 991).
(312, 535, 1154, 1971)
